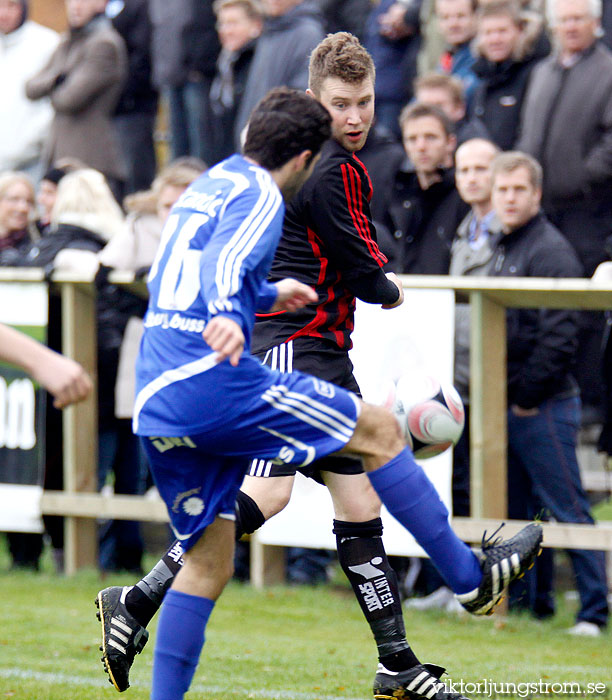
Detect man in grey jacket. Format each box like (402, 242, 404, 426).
(234, 0, 325, 145)
(517, 0, 612, 423)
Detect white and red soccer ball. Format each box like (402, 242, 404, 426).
(382, 374, 465, 459)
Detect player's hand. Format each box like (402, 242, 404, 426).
(382, 272, 404, 309)
(270, 278, 318, 313)
(32, 352, 93, 409)
(203, 316, 245, 367)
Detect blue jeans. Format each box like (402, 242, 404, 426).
(507, 396, 609, 627)
(166, 78, 214, 165)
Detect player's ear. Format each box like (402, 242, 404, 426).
(305, 88, 316, 99)
(296, 149, 313, 171)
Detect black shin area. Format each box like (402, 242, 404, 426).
(235, 490, 266, 540)
(333, 518, 419, 671)
(125, 540, 184, 626)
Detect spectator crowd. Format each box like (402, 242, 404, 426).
(0, 0, 610, 635)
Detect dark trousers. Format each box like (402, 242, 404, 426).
(98, 419, 147, 573)
(166, 78, 214, 165)
(114, 111, 158, 195)
(507, 396, 609, 627)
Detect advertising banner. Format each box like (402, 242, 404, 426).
(256, 289, 455, 556)
(0, 283, 48, 533)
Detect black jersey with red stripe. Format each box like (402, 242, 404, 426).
(253, 138, 390, 353)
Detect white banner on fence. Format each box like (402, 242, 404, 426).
(256, 289, 455, 556)
(0, 484, 43, 532)
(0, 282, 48, 533)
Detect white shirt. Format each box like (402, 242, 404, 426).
(0, 21, 60, 171)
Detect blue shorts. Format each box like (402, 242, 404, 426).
(141, 361, 360, 550)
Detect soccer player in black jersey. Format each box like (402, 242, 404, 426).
(95, 34, 542, 700)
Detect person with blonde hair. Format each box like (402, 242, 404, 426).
(99, 158, 205, 273)
(0, 171, 39, 264)
(0, 167, 88, 571)
(97, 158, 205, 457)
(51, 168, 126, 244)
(11, 166, 148, 575)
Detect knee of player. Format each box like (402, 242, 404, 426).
(264, 489, 291, 518)
(355, 402, 404, 456)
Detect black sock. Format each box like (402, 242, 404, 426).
(235, 490, 266, 540)
(125, 540, 184, 626)
(334, 518, 420, 672)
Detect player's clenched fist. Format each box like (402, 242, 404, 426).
(203, 316, 245, 367)
(34, 353, 93, 409)
(382, 272, 404, 309)
(271, 278, 318, 312)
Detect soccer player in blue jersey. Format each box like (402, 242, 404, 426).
(93, 86, 542, 700)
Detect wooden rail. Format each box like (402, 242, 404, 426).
(1, 270, 610, 580)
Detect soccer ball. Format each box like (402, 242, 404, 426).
(386, 374, 465, 459)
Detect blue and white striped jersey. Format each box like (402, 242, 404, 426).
(134, 154, 284, 435)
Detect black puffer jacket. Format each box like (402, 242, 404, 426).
(470, 16, 550, 150)
(488, 212, 583, 408)
(378, 161, 469, 274)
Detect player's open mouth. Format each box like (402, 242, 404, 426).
(346, 132, 362, 141)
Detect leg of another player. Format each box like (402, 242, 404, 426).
(151, 516, 235, 700)
(239, 473, 296, 531)
(323, 471, 421, 673)
(341, 402, 483, 594)
(122, 475, 294, 626)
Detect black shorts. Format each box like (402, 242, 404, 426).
(248, 336, 363, 482)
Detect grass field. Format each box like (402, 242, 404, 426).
(0, 537, 610, 700)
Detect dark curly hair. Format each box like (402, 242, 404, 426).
(243, 87, 331, 171)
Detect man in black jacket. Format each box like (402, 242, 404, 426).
(378, 102, 469, 273)
(109, 0, 158, 194)
(149, 0, 220, 164)
(208, 0, 263, 165)
(469, 0, 549, 151)
(489, 151, 609, 636)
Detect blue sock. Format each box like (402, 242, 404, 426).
(151, 589, 215, 700)
(367, 447, 482, 594)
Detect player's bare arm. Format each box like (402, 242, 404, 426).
(32, 352, 93, 409)
(0, 322, 93, 409)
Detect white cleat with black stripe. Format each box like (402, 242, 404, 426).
(96, 586, 149, 692)
(373, 662, 471, 700)
(455, 522, 543, 615)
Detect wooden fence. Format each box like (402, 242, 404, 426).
(2, 269, 610, 585)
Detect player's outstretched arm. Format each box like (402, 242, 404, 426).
(203, 316, 245, 367)
(381, 272, 404, 309)
(270, 278, 318, 313)
(0, 323, 93, 409)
